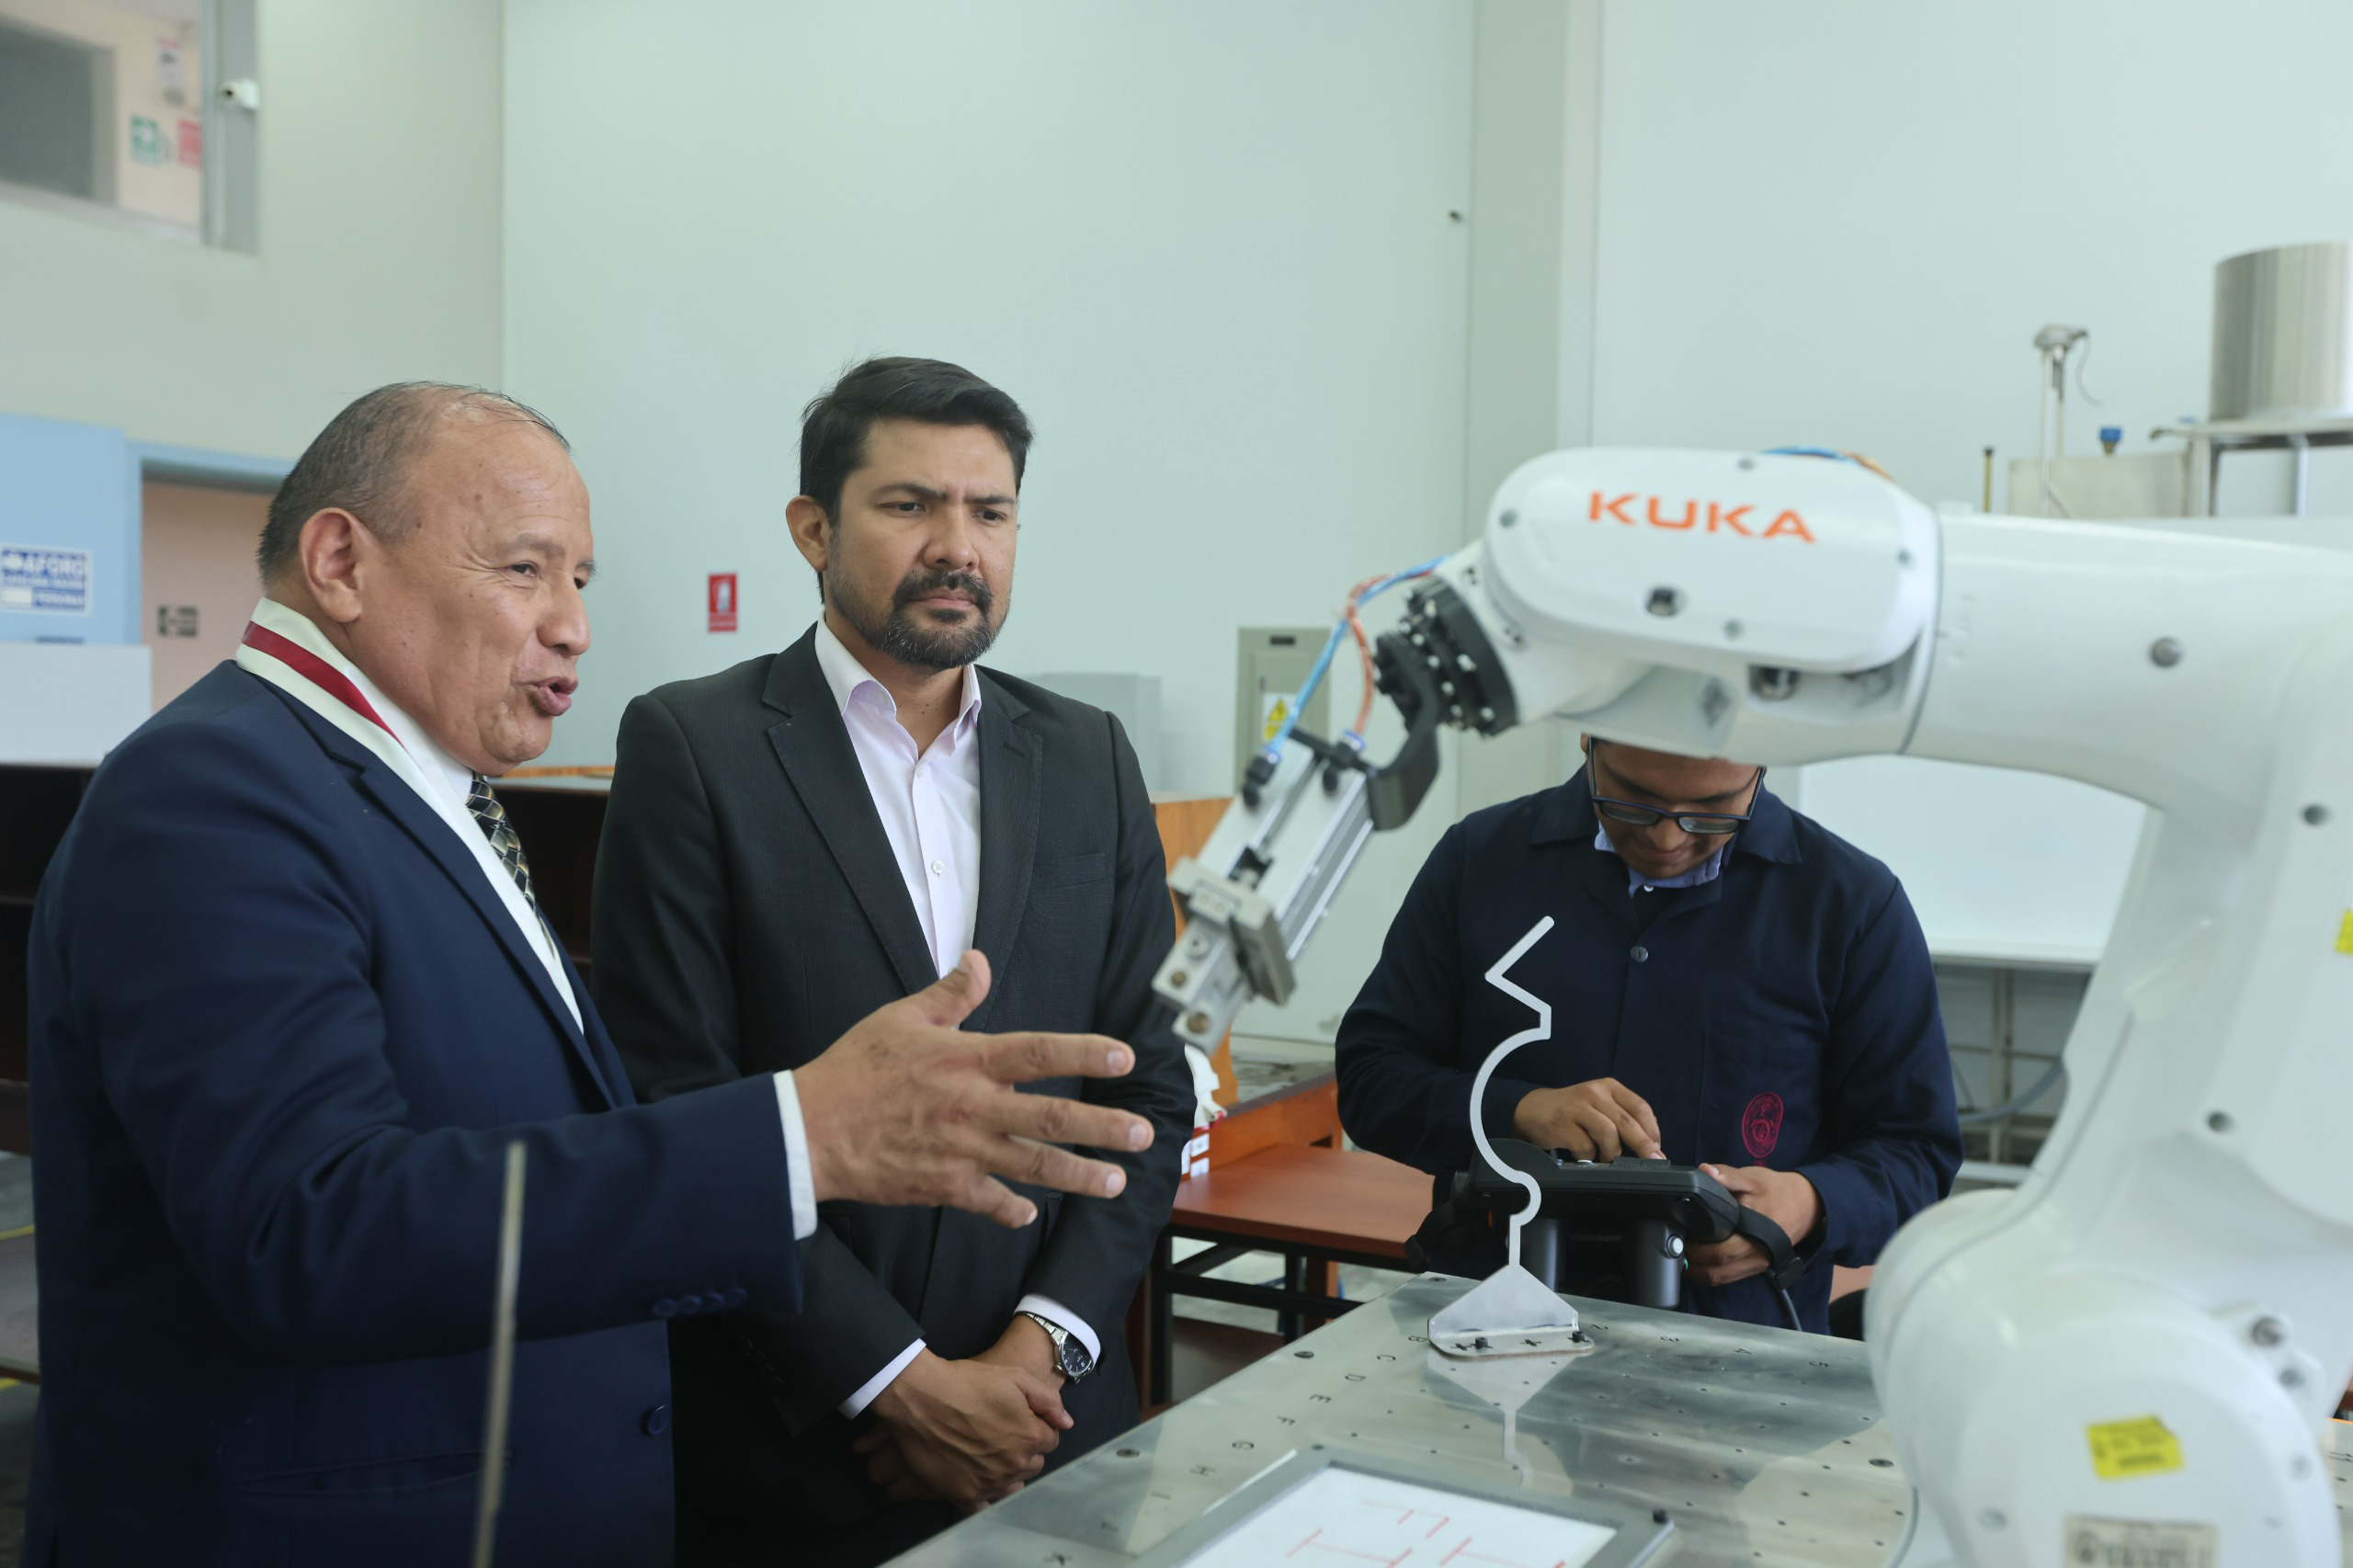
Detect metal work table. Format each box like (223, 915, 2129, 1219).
(894, 1274, 1902, 1566)
(892, 1274, 2353, 1567)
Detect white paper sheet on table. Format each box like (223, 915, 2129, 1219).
(1172, 1466, 1618, 1568)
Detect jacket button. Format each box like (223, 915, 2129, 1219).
(650, 1297, 679, 1319)
(642, 1403, 671, 1437)
(1631, 945, 1650, 963)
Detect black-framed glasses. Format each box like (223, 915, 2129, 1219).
(1590, 793, 1755, 835)
(1585, 740, 1762, 835)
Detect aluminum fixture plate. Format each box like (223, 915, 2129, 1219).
(883, 1274, 2353, 1564)
(892, 1275, 1912, 1567)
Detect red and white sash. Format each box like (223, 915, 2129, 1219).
(233, 598, 580, 1025)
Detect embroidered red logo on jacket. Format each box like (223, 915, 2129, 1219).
(1741, 1092, 1784, 1160)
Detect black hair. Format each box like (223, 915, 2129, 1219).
(256, 382, 569, 583)
(797, 357, 1031, 525)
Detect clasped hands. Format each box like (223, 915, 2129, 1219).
(853, 1315, 1068, 1513)
(797, 950, 1135, 1512)
(1510, 1078, 1820, 1288)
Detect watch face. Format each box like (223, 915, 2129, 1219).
(1059, 1335, 1094, 1380)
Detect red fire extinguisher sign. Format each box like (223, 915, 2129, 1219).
(708, 573, 738, 633)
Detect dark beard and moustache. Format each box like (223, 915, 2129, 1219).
(836, 567, 999, 671)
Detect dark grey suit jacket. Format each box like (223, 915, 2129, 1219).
(591, 628, 1193, 1563)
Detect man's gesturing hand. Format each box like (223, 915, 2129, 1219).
(793, 950, 1154, 1227)
(1511, 1078, 1664, 1161)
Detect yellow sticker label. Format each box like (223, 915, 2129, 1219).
(2086, 1415, 2185, 1481)
(2337, 911, 2353, 955)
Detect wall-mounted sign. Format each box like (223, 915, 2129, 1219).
(130, 116, 168, 166)
(707, 572, 738, 633)
(1, 545, 91, 614)
(154, 36, 187, 104)
(156, 604, 199, 638)
(176, 118, 202, 166)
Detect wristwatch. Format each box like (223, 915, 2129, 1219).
(1019, 1311, 1096, 1383)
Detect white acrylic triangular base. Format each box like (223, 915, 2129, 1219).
(1427, 915, 1596, 1362)
(1427, 1262, 1591, 1359)
(1421, 1261, 1590, 1356)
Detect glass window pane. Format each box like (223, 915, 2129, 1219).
(0, 0, 204, 239)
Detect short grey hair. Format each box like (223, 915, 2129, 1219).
(256, 382, 569, 583)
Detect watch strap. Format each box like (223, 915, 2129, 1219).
(1020, 1311, 1094, 1382)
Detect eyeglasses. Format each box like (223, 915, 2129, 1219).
(1585, 742, 1762, 835)
(1590, 793, 1754, 835)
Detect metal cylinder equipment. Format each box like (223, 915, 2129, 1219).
(2210, 240, 2353, 422)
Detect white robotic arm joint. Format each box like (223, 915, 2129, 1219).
(1156, 444, 2353, 1567)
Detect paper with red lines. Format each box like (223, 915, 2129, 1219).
(1175, 1469, 1618, 1568)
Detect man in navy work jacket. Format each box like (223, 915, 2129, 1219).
(24, 382, 1152, 1567)
(1336, 736, 1961, 1334)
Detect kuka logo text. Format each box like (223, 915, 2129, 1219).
(1587, 492, 1816, 542)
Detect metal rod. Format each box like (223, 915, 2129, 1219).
(1520, 1216, 1563, 1290)
(1164, 1229, 1404, 1274)
(1958, 1054, 2065, 1127)
(1161, 1273, 1360, 1324)
(1987, 970, 2015, 1165)
(1168, 1242, 1256, 1278)
(2052, 355, 2068, 483)
(1622, 1219, 1683, 1310)
(471, 1142, 528, 1568)
(2039, 355, 2056, 517)
(1279, 1253, 1305, 1338)
(1981, 446, 1994, 512)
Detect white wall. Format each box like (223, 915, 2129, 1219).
(504, 0, 1476, 1040)
(1564, 0, 2353, 957)
(1451, 0, 1595, 818)
(0, 0, 504, 461)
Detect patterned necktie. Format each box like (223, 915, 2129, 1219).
(467, 775, 546, 922)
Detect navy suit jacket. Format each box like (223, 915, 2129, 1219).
(25, 665, 803, 1566)
(1336, 770, 1961, 1333)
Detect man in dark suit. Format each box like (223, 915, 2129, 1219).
(25, 382, 1154, 1567)
(594, 358, 1195, 1566)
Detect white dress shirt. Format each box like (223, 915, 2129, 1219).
(809, 619, 1101, 1411)
(234, 598, 819, 1241)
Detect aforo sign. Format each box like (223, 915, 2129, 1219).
(1588, 492, 1817, 542)
(707, 573, 739, 632)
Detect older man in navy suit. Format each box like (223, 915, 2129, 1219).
(23, 383, 1152, 1566)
